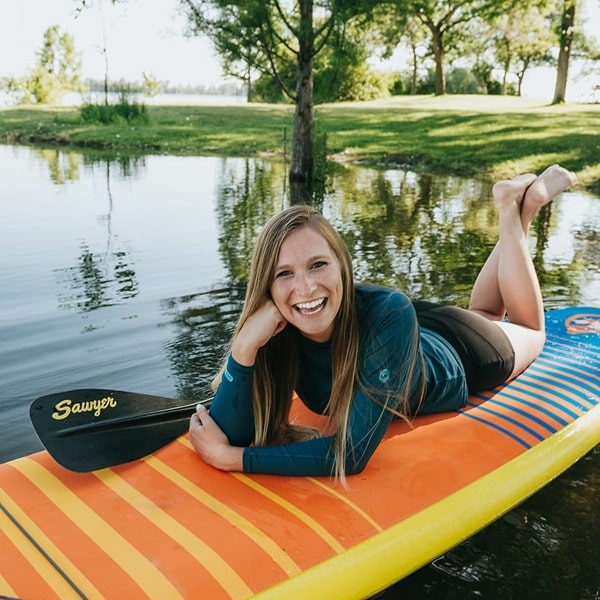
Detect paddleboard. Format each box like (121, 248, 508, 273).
(1, 306, 599, 599)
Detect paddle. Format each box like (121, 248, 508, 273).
(29, 389, 210, 472)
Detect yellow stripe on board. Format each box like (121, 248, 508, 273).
(0, 572, 17, 600)
(232, 473, 346, 553)
(145, 455, 301, 576)
(12, 458, 185, 600)
(0, 488, 103, 600)
(306, 477, 384, 533)
(0, 505, 20, 598)
(95, 468, 254, 599)
(178, 437, 346, 553)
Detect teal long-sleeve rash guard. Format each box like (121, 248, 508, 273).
(209, 285, 468, 477)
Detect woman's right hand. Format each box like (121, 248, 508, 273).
(231, 299, 287, 366)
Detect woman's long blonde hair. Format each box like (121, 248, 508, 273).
(214, 204, 420, 482)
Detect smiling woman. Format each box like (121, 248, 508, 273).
(188, 165, 579, 484)
(270, 227, 344, 343)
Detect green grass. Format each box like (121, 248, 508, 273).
(1, 95, 599, 192)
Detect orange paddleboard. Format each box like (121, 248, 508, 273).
(1, 307, 599, 599)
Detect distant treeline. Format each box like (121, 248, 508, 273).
(84, 78, 245, 96)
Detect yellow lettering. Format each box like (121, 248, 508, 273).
(52, 398, 72, 420)
(51, 395, 117, 420)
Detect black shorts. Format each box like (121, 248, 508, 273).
(412, 301, 515, 393)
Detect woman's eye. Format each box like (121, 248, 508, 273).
(275, 270, 291, 278)
(311, 261, 327, 269)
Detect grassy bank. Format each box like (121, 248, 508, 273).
(1, 95, 599, 192)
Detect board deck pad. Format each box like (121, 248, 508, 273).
(1, 307, 599, 599)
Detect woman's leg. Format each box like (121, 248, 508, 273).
(469, 165, 576, 377)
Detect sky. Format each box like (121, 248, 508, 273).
(0, 0, 225, 88)
(1, 0, 599, 99)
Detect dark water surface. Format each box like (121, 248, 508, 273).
(1, 144, 598, 598)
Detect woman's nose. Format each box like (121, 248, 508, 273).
(295, 272, 317, 295)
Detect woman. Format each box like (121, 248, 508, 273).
(189, 165, 576, 482)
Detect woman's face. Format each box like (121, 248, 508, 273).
(270, 226, 343, 343)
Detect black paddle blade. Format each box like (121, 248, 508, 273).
(30, 389, 202, 472)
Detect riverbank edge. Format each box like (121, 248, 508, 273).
(1, 96, 599, 193)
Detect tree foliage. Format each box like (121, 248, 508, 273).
(375, 0, 530, 95)
(491, 3, 556, 95)
(8, 25, 82, 104)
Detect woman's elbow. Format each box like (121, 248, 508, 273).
(344, 453, 371, 475)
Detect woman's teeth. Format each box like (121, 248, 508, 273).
(295, 298, 326, 314)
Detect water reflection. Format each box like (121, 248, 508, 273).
(162, 285, 246, 400)
(214, 158, 287, 283)
(56, 243, 139, 312)
(31, 146, 148, 183)
(0, 145, 598, 600)
(38, 151, 145, 314)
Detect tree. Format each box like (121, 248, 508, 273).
(492, 5, 556, 96)
(8, 25, 82, 104)
(180, 0, 362, 203)
(376, 0, 524, 95)
(552, 0, 576, 103)
(366, 4, 429, 95)
(141, 72, 163, 97)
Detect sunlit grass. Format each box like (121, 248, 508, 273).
(1, 95, 599, 192)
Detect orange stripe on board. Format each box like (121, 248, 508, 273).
(93, 468, 254, 599)
(144, 454, 302, 577)
(0, 488, 100, 600)
(11, 457, 185, 600)
(527, 362, 600, 402)
(538, 351, 600, 383)
(306, 477, 384, 533)
(509, 379, 587, 418)
(231, 472, 346, 554)
(473, 390, 567, 436)
(460, 403, 544, 447)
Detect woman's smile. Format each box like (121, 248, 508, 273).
(270, 227, 343, 343)
(295, 297, 327, 314)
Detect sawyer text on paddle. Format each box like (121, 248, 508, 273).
(52, 396, 118, 420)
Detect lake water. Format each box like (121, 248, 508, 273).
(0, 143, 598, 598)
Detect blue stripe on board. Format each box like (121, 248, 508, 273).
(514, 356, 599, 402)
(459, 307, 600, 449)
(529, 360, 600, 402)
(517, 369, 598, 411)
(465, 404, 546, 442)
(460, 412, 532, 449)
(537, 343, 600, 372)
(541, 338, 600, 366)
(469, 395, 561, 433)
(496, 383, 582, 420)
(477, 374, 584, 419)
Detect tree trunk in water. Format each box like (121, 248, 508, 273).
(289, 0, 314, 204)
(552, 0, 576, 104)
(432, 27, 445, 95)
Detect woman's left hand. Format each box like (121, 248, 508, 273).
(189, 404, 244, 471)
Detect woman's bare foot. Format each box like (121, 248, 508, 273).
(521, 164, 576, 223)
(493, 173, 537, 210)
